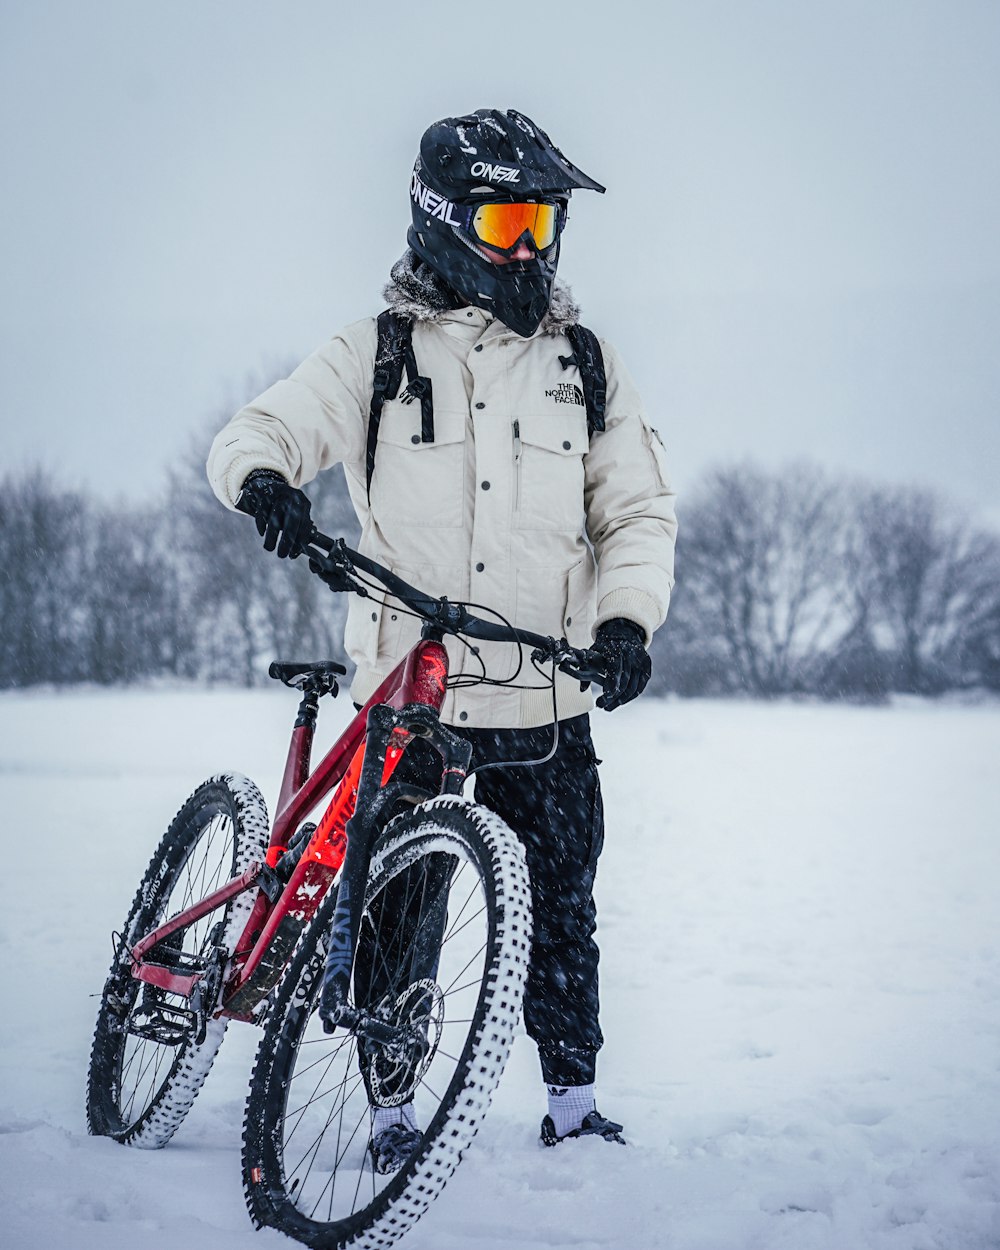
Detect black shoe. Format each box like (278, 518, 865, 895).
(540, 1109, 627, 1147)
(369, 1123, 422, 1174)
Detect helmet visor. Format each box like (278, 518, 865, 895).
(470, 201, 562, 252)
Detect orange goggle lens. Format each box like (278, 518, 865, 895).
(471, 201, 560, 251)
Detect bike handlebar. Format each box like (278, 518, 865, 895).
(302, 527, 610, 690)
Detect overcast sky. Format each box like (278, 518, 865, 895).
(2, 1, 998, 522)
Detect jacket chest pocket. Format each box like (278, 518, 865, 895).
(514, 411, 588, 532)
(369, 405, 468, 529)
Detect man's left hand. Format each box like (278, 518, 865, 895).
(591, 619, 652, 711)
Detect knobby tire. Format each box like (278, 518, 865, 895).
(242, 796, 532, 1250)
(86, 774, 269, 1148)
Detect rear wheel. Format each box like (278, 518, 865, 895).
(87, 774, 268, 1148)
(242, 797, 532, 1249)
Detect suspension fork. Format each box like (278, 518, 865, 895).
(317, 702, 472, 1037)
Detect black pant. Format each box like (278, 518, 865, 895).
(392, 714, 605, 1087)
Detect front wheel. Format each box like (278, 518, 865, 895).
(242, 797, 532, 1249)
(87, 774, 269, 1148)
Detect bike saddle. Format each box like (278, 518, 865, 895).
(268, 661, 347, 696)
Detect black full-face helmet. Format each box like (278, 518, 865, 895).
(407, 108, 605, 336)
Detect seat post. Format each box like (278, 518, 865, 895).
(266, 660, 346, 825)
(275, 684, 321, 822)
(296, 688, 321, 732)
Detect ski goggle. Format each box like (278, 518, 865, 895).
(467, 200, 565, 253)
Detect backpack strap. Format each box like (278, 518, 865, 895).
(367, 311, 434, 501)
(562, 324, 607, 436)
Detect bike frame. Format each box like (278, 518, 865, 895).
(128, 636, 462, 1024)
(124, 530, 604, 1041)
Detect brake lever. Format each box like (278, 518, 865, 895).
(538, 643, 610, 692)
(305, 539, 365, 597)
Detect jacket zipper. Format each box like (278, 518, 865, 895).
(512, 419, 522, 511)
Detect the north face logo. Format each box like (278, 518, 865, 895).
(545, 382, 584, 406)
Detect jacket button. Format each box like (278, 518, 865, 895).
(474, 344, 483, 352)
(563, 440, 571, 450)
(475, 402, 485, 409)
(475, 562, 485, 572)
(566, 616, 573, 626)
(411, 434, 420, 444)
(371, 612, 377, 621)
(459, 711, 469, 721)
(481, 480, 491, 490)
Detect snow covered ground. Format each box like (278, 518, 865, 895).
(1, 687, 998, 1250)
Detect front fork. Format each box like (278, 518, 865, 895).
(317, 702, 472, 1038)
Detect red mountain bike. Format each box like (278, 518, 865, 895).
(87, 528, 609, 1249)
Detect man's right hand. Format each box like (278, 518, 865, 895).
(235, 469, 313, 559)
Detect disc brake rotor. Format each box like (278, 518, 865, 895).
(368, 979, 444, 1106)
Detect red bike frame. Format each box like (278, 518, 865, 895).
(128, 639, 450, 1021)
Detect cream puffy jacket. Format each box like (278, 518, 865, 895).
(208, 290, 677, 729)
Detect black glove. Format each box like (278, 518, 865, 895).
(235, 469, 313, 559)
(591, 618, 652, 711)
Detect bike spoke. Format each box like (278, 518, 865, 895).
(349, 1130, 369, 1218)
(296, 1082, 369, 1221)
(332, 1109, 370, 1210)
(415, 1071, 444, 1106)
(440, 900, 487, 947)
(360, 865, 428, 1007)
(284, 1045, 351, 1146)
(287, 1067, 366, 1201)
(440, 940, 488, 998)
(287, 1031, 355, 1084)
(441, 864, 478, 942)
(182, 814, 223, 913)
(122, 1037, 169, 1117)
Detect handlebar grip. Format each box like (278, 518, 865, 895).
(304, 525, 334, 552)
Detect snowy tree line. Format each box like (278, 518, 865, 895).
(0, 451, 359, 691)
(2, 458, 998, 699)
(654, 464, 1000, 698)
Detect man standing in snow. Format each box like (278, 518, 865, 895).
(208, 108, 676, 1165)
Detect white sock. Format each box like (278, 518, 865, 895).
(546, 1083, 596, 1138)
(371, 1102, 417, 1137)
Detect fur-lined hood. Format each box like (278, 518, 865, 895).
(382, 250, 581, 336)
